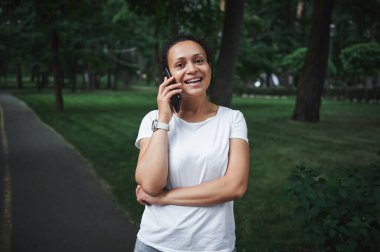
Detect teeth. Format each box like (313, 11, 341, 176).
(185, 78, 201, 84)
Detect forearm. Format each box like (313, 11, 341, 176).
(135, 130, 169, 195)
(163, 140, 249, 206)
(150, 176, 247, 207)
(139, 139, 250, 206)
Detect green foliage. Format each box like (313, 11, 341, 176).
(281, 47, 337, 78)
(340, 43, 380, 75)
(237, 38, 280, 82)
(1, 0, 379, 89)
(234, 86, 297, 96)
(281, 47, 307, 75)
(287, 160, 380, 251)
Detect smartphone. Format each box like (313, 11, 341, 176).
(163, 67, 182, 113)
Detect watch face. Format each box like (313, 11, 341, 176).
(151, 119, 158, 132)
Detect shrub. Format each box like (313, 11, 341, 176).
(281, 47, 307, 75)
(340, 43, 380, 76)
(287, 159, 380, 251)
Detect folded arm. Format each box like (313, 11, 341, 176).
(136, 138, 249, 206)
(135, 131, 169, 196)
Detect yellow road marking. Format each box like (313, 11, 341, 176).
(0, 105, 12, 252)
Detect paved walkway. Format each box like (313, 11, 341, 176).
(0, 92, 138, 252)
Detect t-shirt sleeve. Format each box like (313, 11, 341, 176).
(135, 111, 157, 149)
(230, 110, 249, 143)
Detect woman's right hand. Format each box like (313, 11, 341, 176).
(157, 76, 182, 123)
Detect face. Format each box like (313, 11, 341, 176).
(167, 40, 211, 97)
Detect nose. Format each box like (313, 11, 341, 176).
(186, 62, 197, 74)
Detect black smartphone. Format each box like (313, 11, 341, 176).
(163, 67, 182, 113)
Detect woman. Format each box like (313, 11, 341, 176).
(134, 34, 249, 252)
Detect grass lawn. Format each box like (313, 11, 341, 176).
(14, 88, 380, 251)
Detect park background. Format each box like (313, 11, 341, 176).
(1, 0, 380, 251)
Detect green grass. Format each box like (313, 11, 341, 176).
(14, 89, 380, 251)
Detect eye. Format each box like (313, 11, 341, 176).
(175, 62, 185, 69)
(195, 58, 205, 64)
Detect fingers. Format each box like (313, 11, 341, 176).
(157, 76, 182, 112)
(162, 84, 182, 97)
(159, 77, 182, 97)
(136, 185, 151, 206)
(156, 76, 182, 121)
(158, 76, 174, 93)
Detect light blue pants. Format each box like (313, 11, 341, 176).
(133, 239, 237, 252)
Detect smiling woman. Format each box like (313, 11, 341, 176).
(133, 34, 250, 252)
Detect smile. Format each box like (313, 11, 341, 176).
(184, 77, 202, 84)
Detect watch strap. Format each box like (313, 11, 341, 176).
(152, 119, 169, 132)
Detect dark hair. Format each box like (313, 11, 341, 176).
(161, 34, 213, 71)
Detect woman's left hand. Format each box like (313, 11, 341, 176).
(136, 185, 165, 206)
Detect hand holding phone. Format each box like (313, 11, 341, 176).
(163, 67, 182, 113)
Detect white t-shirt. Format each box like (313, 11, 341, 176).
(135, 106, 248, 252)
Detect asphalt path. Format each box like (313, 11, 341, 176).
(0, 92, 138, 252)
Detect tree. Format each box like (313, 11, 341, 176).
(0, 1, 38, 89)
(127, 0, 222, 83)
(33, 0, 68, 111)
(292, 0, 335, 123)
(210, 0, 245, 107)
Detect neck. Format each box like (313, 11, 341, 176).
(175, 94, 218, 123)
(179, 94, 209, 115)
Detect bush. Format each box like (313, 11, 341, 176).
(340, 43, 380, 76)
(287, 159, 380, 251)
(234, 86, 297, 96)
(281, 47, 307, 75)
(326, 87, 380, 102)
(234, 86, 380, 102)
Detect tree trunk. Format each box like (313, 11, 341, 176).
(88, 63, 95, 90)
(70, 57, 78, 93)
(35, 69, 41, 91)
(113, 62, 120, 90)
(95, 75, 100, 89)
(154, 27, 161, 84)
(210, 0, 245, 107)
(16, 56, 23, 89)
(30, 64, 37, 83)
(265, 72, 271, 87)
(292, 0, 335, 123)
(51, 29, 64, 111)
(122, 70, 129, 88)
(38, 72, 48, 92)
(107, 69, 112, 89)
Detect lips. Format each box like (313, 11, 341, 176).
(184, 77, 202, 84)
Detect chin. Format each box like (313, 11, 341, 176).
(182, 89, 207, 98)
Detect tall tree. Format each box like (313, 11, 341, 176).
(33, 0, 67, 110)
(210, 0, 245, 107)
(127, 0, 222, 83)
(51, 29, 64, 110)
(292, 0, 335, 122)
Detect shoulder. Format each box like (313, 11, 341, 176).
(138, 110, 159, 128)
(218, 106, 249, 142)
(218, 106, 246, 122)
(142, 110, 159, 121)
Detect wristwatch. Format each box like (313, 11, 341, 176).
(151, 119, 169, 132)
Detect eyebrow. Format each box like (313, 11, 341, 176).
(174, 53, 205, 61)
